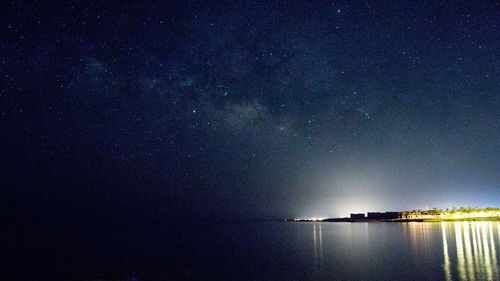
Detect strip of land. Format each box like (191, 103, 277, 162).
(286, 217, 500, 222)
(287, 208, 500, 222)
(287, 217, 500, 223)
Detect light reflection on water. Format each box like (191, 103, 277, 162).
(436, 221, 499, 281)
(331, 221, 500, 281)
(305, 221, 500, 280)
(313, 223, 323, 267)
(442, 222, 452, 281)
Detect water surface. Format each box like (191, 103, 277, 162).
(9, 221, 500, 280)
(166, 221, 500, 281)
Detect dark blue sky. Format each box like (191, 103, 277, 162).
(2, 0, 499, 220)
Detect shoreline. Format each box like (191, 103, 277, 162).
(286, 217, 500, 223)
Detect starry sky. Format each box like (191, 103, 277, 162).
(2, 0, 500, 221)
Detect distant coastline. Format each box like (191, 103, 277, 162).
(287, 207, 500, 223)
(286, 217, 500, 223)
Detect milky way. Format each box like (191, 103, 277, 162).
(2, 1, 500, 220)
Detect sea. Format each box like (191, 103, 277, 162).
(7, 220, 500, 280)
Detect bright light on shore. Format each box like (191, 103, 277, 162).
(405, 210, 500, 220)
(294, 217, 325, 221)
(446, 211, 500, 219)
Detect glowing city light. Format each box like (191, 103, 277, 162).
(402, 209, 500, 220)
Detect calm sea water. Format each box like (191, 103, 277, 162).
(9, 221, 500, 280)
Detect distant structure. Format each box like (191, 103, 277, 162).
(367, 212, 382, 219)
(350, 213, 365, 219)
(367, 212, 401, 220)
(384, 212, 402, 219)
(349, 212, 401, 220)
(401, 210, 439, 219)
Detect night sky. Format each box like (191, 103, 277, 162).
(2, 0, 500, 222)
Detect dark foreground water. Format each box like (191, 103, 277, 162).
(8, 221, 500, 280)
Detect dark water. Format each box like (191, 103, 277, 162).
(8, 221, 500, 280)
